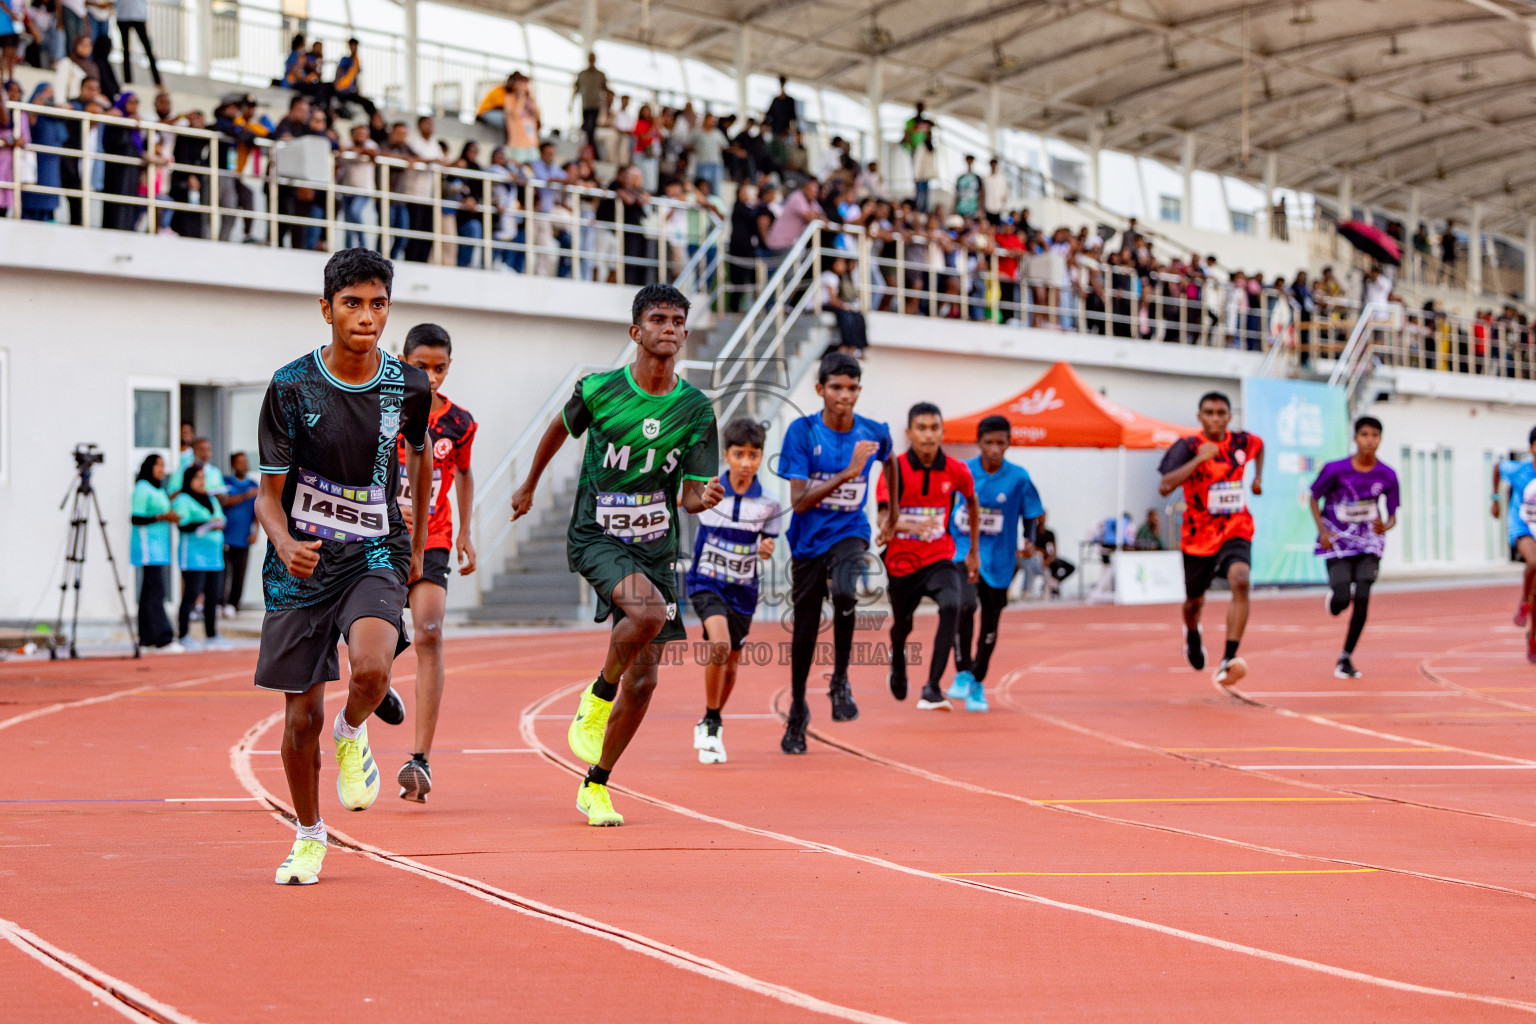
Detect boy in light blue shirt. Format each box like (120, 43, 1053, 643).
(947, 415, 1043, 711)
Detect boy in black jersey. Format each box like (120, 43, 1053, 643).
(255, 249, 433, 886)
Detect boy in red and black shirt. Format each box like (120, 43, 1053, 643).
(393, 324, 478, 802)
(877, 403, 981, 710)
(1158, 391, 1264, 691)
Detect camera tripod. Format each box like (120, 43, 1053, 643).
(53, 458, 140, 660)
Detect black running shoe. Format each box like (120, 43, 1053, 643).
(1183, 627, 1206, 671)
(828, 674, 859, 721)
(397, 755, 432, 803)
(373, 686, 405, 726)
(1334, 655, 1362, 680)
(781, 706, 809, 755)
(915, 684, 952, 711)
(888, 671, 908, 702)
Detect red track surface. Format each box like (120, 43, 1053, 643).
(5, 585, 1536, 1022)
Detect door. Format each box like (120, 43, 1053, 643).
(128, 377, 180, 488)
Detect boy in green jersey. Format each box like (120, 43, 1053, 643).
(512, 284, 723, 825)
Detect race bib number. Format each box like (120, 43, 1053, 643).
(397, 466, 443, 512)
(955, 504, 1004, 536)
(292, 469, 388, 542)
(595, 490, 670, 544)
(1335, 499, 1379, 524)
(1207, 481, 1246, 515)
(811, 472, 867, 512)
(895, 506, 948, 542)
(696, 537, 757, 584)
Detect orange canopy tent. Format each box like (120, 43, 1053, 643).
(944, 361, 1196, 552)
(943, 361, 1194, 448)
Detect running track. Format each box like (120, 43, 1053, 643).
(5, 584, 1536, 1022)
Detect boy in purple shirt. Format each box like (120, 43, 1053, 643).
(1310, 416, 1399, 680)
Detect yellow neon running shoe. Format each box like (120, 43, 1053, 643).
(576, 780, 624, 826)
(274, 838, 326, 885)
(567, 682, 613, 765)
(335, 724, 380, 811)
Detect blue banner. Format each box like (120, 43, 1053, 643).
(1240, 378, 1349, 585)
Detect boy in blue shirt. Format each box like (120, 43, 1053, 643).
(1493, 426, 1536, 662)
(686, 417, 782, 764)
(947, 415, 1043, 711)
(776, 352, 894, 753)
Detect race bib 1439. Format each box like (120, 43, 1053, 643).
(955, 504, 1004, 536)
(292, 469, 388, 542)
(397, 466, 443, 511)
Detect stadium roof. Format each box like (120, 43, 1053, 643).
(487, 0, 1536, 232)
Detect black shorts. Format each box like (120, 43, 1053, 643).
(690, 588, 753, 651)
(886, 558, 964, 618)
(1182, 538, 1251, 600)
(254, 571, 411, 694)
(414, 547, 451, 590)
(569, 535, 686, 644)
(0, 34, 19, 49)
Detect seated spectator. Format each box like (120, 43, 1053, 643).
(1094, 512, 1134, 561)
(818, 253, 867, 353)
(331, 37, 375, 120)
(1134, 509, 1164, 551)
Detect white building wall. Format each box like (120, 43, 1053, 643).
(0, 223, 633, 622)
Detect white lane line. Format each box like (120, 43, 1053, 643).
(1240, 692, 1461, 698)
(225, 657, 913, 1024)
(1, 916, 209, 1024)
(458, 748, 539, 754)
(163, 797, 264, 802)
(0, 668, 252, 735)
(1237, 765, 1536, 771)
(519, 681, 1536, 1017)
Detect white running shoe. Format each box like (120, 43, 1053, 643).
(693, 720, 727, 764)
(1213, 657, 1248, 692)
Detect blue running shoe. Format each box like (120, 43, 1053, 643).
(946, 671, 975, 702)
(964, 679, 989, 713)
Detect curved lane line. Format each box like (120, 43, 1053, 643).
(516, 680, 1536, 1017)
(0, 917, 208, 1024)
(227, 664, 912, 1024)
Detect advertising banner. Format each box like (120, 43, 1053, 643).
(1241, 378, 1349, 585)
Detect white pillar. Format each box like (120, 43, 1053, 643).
(1262, 151, 1277, 240)
(195, 0, 213, 76)
(735, 26, 750, 120)
(1525, 217, 1536, 306)
(1338, 171, 1353, 223)
(867, 56, 884, 165)
(985, 84, 1001, 156)
(1407, 188, 1423, 284)
(1470, 202, 1483, 297)
(1180, 132, 1195, 227)
(580, 0, 599, 54)
(1407, 188, 1421, 236)
(1087, 123, 1102, 205)
(404, 0, 420, 114)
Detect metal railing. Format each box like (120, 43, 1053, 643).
(3, 101, 724, 286)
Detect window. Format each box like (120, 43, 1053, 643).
(1400, 444, 1455, 563)
(1158, 195, 1181, 223)
(1230, 211, 1256, 235)
(133, 389, 171, 451)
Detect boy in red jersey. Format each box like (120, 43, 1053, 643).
(394, 324, 478, 802)
(1158, 391, 1264, 691)
(876, 403, 981, 710)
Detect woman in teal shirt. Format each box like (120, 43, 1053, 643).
(172, 464, 227, 645)
(131, 455, 179, 649)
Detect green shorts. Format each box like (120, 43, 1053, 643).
(569, 536, 687, 644)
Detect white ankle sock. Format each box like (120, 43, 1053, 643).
(333, 713, 363, 741)
(296, 819, 327, 844)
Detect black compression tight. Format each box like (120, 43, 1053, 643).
(955, 579, 1009, 682)
(789, 540, 866, 713)
(1328, 554, 1379, 655)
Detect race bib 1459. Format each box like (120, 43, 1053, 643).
(292, 469, 388, 542)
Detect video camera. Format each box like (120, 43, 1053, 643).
(72, 444, 104, 473)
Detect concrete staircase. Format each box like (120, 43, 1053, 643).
(468, 480, 584, 624)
